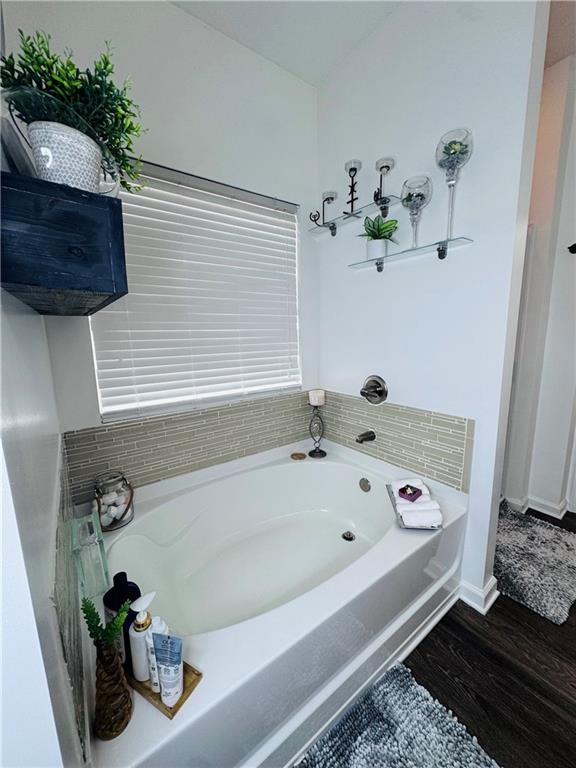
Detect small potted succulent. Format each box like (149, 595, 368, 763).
(359, 215, 399, 261)
(82, 597, 133, 740)
(1, 30, 143, 193)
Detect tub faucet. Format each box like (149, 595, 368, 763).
(356, 430, 376, 444)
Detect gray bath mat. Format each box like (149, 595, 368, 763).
(494, 501, 576, 624)
(297, 664, 498, 768)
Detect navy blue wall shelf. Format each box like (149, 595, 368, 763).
(1, 172, 128, 315)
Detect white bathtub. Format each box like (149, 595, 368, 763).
(95, 440, 467, 768)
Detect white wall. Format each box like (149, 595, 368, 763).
(1, 293, 81, 765)
(315, 1, 546, 603)
(529, 85, 576, 515)
(3, 0, 320, 431)
(1, 446, 62, 768)
(503, 55, 576, 511)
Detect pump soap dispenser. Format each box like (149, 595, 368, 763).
(129, 592, 156, 682)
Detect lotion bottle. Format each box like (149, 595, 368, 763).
(128, 592, 156, 682)
(146, 616, 169, 693)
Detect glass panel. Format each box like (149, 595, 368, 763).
(72, 507, 110, 599)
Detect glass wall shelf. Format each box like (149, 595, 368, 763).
(308, 197, 401, 235)
(348, 237, 473, 272)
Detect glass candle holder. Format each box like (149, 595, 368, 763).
(401, 175, 432, 248)
(436, 128, 473, 240)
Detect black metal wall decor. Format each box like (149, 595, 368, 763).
(373, 157, 395, 218)
(343, 159, 362, 216)
(309, 190, 338, 236)
(309, 156, 398, 237)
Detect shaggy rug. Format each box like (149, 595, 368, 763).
(296, 664, 498, 768)
(494, 500, 576, 624)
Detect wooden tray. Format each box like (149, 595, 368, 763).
(126, 661, 203, 719)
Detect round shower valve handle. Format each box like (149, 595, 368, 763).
(360, 375, 388, 405)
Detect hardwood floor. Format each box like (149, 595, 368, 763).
(405, 511, 576, 768)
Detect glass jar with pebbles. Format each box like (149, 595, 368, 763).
(93, 471, 135, 532)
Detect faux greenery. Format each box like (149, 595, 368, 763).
(402, 191, 426, 208)
(442, 139, 469, 158)
(1, 30, 143, 191)
(82, 598, 130, 646)
(359, 215, 398, 241)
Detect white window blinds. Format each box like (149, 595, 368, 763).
(90, 165, 301, 421)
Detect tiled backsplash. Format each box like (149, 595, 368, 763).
(64, 392, 310, 502)
(323, 391, 474, 492)
(63, 390, 474, 503)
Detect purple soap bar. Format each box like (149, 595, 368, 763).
(398, 485, 422, 502)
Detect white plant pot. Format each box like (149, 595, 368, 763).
(28, 121, 102, 193)
(366, 238, 389, 262)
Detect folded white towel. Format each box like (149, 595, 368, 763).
(396, 499, 440, 514)
(400, 509, 442, 528)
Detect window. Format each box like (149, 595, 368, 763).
(90, 163, 301, 421)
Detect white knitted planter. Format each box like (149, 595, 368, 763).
(28, 121, 102, 192)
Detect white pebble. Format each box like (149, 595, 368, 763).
(112, 503, 127, 519)
(100, 512, 114, 527)
(101, 492, 119, 505)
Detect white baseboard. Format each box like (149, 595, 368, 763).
(459, 575, 499, 615)
(505, 495, 528, 513)
(527, 495, 567, 519)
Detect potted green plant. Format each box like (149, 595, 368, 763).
(1, 30, 143, 193)
(82, 597, 133, 740)
(359, 215, 398, 261)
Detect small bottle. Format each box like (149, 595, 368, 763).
(128, 592, 156, 682)
(103, 572, 141, 671)
(146, 616, 169, 693)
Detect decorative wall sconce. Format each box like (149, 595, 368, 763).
(309, 190, 338, 236)
(309, 131, 474, 266)
(308, 389, 327, 458)
(343, 159, 362, 217)
(373, 157, 395, 217)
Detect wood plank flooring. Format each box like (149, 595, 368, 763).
(405, 510, 576, 768)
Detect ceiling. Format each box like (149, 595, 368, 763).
(173, 1, 400, 86)
(175, 1, 576, 83)
(545, 1, 576, 68)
